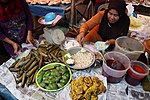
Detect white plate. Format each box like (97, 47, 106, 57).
(95, 41, 109, 51)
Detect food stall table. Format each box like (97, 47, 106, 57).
(0, 57, 150, 100)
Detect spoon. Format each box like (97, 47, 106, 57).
(145, 52, 149, 65)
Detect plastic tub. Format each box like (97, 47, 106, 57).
(144, 38, 150, 55)
(102, 51, 130, 83)
(114, 36, 145, 60)
(125, 61, 149, 86)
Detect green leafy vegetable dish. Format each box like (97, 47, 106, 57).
(36, 63, 72, 92)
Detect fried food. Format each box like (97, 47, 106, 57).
(70, 76, 106, 100)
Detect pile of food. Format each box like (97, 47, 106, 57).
(9, 42, 66, 88)
(26, 0, 71, 5)
(72, 48, 94, 69)
(70, 76, 106, 100)
(36, 63, 71, 91)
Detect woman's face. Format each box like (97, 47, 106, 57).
(107, 9, 120, 24)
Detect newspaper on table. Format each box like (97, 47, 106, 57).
(129, 14, 150, 42)
(0, 57, 150, 100)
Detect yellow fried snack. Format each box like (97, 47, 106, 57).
(83, 76, 93, 87)
(70, 76, 106, 100)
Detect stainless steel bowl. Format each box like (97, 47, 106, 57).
(67, 46, 95, 69)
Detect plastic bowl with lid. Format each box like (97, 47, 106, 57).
(114, 36, 145, 60)
(125, 61, 149, 86)
(102, 51, 130, 83)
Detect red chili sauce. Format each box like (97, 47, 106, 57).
(125, 64, 146, 86)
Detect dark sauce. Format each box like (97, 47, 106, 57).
(102, 59, 126, 83)
(106, 59, 125, 70)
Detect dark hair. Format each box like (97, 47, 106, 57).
(108, 0, 126, 16)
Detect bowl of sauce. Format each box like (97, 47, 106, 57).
(125, 61, 149, 86)
(102, 51, 130, 83)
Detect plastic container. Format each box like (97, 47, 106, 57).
(125, 61, 149, 86)
(114, 36, 145, 60)
(102, 51, 130, 83)
(43, 27, 65, 45)
(44, 12, 56, 22)
(144, 38, 150, 55)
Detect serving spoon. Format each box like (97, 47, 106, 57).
(145, 52, 150, 65)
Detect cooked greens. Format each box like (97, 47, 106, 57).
(37, 64, 71, 90)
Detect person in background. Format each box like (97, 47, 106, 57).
(0, 0, 34, 57)
(76, 0, 130, 46)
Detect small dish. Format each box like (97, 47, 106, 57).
(95, 41, 110, 51)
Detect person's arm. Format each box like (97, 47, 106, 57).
(0, 30, 6, 41)
(79, 10, 105, 34)
(77, 10, 105, 43)
(3, 37, 20, 54)
(0, 30, 14, 45)
(0, 31, 20, 54)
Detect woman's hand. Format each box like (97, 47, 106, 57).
(12, 42, 21, 54)
(26, 31, 34, 45)
(3, 37, 21, 54)
(76, 32, 85, 44)
(106, 39, 116, 45)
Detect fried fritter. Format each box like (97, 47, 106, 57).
(70, 76, 106, 100)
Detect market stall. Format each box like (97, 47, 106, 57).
(0, 34, 150, 99)
(0, 0, 150, 100)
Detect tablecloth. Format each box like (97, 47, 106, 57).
(28, 4, 71, 16)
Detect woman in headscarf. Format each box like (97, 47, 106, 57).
(76, 0, 130, 45)
(0, 0, 34, 57)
